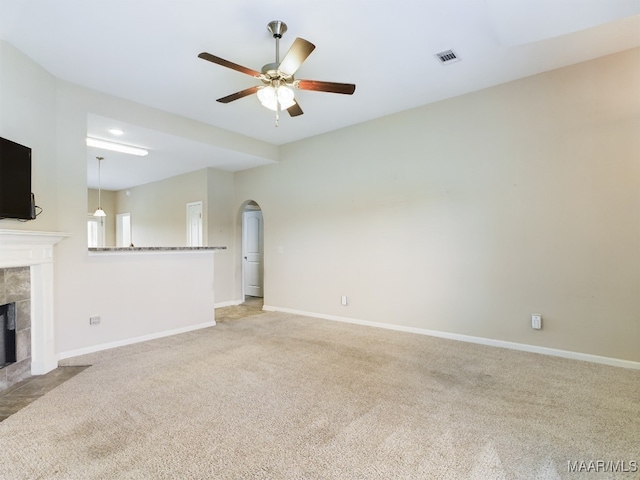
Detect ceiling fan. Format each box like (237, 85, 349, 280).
(198, 20, 356, 126)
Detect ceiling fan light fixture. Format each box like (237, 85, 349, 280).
(277, 85, 295, 105)
(257, 85, 275, 105)
(257, 85, 295, 111)
(199, 20, 354, 123)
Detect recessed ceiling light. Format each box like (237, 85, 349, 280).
(86, 137, 148, 156)
(108, 128, 124, 136)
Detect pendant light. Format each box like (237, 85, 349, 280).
(93, 156, 106, 217)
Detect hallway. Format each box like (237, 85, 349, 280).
(215, 296, 264, 322)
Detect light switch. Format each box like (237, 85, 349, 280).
(532, 314, 542, 330)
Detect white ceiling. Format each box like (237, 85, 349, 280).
(1, 0, 638, 190)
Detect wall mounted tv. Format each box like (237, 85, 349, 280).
(0, 136, 36, 220)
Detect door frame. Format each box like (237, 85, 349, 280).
(186, 201, 203, 247)
(87, 214, 105, 247)
(116, 212, 131, 247)
(241, 201, 264, 299)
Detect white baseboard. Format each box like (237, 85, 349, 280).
(215, 300, 244, 308)
(263, 305, 640, 370)
(57, 320, 216, 361)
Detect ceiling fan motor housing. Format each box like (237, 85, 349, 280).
(261, 63, 294, 85)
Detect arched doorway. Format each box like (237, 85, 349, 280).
(241, 201, 264, 301)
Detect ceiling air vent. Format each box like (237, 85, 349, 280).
(435, 49, 460, 65)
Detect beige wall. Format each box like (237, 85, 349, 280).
(0, 41, 57, 231)
(234, 48, 640, 362)
(2, 37, 638, 364)
(206, 168, 236, 303)
(115, 169, 208, 247)
(112, 167, 236, 300)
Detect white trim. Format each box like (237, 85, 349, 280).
(0, 229, 71, 267)
(186, 201, 203, 247)
(215, 299, 244, 308)
(263, 305, 640, 370)
(57, 320, 216, 361)
(0, 229, 71, 374)
(115, 212, 131, 247)
(86, 214, 105, 248)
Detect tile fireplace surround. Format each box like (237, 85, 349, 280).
(0, 229, 69, 390)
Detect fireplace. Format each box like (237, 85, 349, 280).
(0, 229, 69, 391)
(0, 267, 31, 389)
(1, 302, 18, 368)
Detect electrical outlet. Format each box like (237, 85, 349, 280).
(531, 314, 542, 330)
(341, 295, 348, 306)
(89, 315, 101, 325)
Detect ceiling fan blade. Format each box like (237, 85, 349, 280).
(198, 52, 261, 78)
(216, 86, 260, 104)
(287, 101, 304, 117)
(296, 79, 356, 95)
(278, 38, 315, 76)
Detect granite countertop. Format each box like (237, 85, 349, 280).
(88, 246, 227, 252)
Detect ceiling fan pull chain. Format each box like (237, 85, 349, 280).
(274, 80, 281, 127)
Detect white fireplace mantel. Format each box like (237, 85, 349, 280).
(0, 229, 71, 374)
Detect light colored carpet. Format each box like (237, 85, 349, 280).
(1, 311, 638, 479)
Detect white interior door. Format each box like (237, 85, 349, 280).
(187, 202, 203, 247)
(116, 213, 131, 247)
(243, 209, 264, 297)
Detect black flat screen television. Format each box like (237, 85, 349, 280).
(0, 136, 35, 220)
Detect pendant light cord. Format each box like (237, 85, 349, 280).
(97, 156, 104, 210)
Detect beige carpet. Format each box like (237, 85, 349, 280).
(1, 311, 638, 479)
